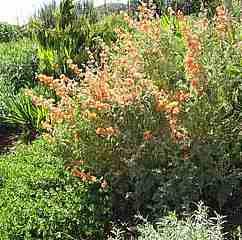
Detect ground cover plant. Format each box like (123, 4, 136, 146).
(137, 202, 225, 240)
(0, 139, 111, 239)
(108, 202, 225, 240)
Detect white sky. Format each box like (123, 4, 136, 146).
(0, 0, 126, 25)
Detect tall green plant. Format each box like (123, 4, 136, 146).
(29, 0, 97, 75)
(0, 39, 38, 91)
(0, 23, 23, 43)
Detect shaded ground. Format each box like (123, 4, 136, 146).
(0, 125, 20, 153)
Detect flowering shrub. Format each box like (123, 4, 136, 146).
(28, 2, 241, 224)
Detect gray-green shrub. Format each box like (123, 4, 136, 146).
(138, 202, 225, 240)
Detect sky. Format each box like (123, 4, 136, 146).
(0, 0, 125, 25)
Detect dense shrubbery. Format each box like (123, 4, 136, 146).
(0, 39, 38, 91)
(27, 1, 241, 227)
(0, 139, 111, 239)
(0, 91, 48, 142)
(0, 23, 24, 43)
(137, 203, 225, 240)
(108, 203, 225, 239)
(0, 0, 241, 239)
(28, 0, 125, 75)
(0, 40, 44, 137)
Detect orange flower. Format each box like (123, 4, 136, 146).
(143, 131, 153, 141)
(171, 107, 180, 115)
(155, 100, 168, 112)
(174, 91, 190, 102)
(186, 36, 201, 54)
(96, 127, 119, 137)
(72, 169, 96, 182)
(191, 78, 199, 88)
(94, 102, 111, 111)
(96, 128, 106, 136)
(215, 5, 231, 39)
(185, 56, 201, 75)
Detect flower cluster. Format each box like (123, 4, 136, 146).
(155, 91, 189, 142)
(96, 127, 119, 137)
(178, 11, 205, 94)
(215, 5, 231, 39)
(143, 131, 153, 141)
(80, 25, 154, 109)
(72, 168, 97, 182)
(38, 73, 78, 97)
(26, 74, 77, 134)
(28, 3, 199, 181)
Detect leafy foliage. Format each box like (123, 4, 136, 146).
(28, 0, 129, 75)
(138, 202, 225, 240)
(29, 4, 241, 225)
(0, 23, 24, 43)
(0, 91, 48, 141)
(0, 139, 111, 239)
(28, 0, 100, 75)
(0, 2, 241, 239)
(0, 39, 38, 91)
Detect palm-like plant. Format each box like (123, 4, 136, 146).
(29, 0, 99, 75)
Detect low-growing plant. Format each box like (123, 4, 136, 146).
(138, 202, 225, 240)
(0, 139, 111, 239)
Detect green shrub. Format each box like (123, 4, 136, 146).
(0, 39, 38, 91)
(0, 23, 23, 43)
(0, 76, 14, 113)
(28, 0, 98, 75)
(0, 139, 111, 239)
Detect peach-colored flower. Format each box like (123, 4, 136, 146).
(174, 91, 190, 102)
(96, 127, 119, 137)
(72, 169, 96, 182)
(143, 131, 153, 141)
(155, 100, 169, 112)
(215, 5, 231, 39)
